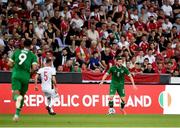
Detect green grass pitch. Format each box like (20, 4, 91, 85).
(0, 114, 180, 127)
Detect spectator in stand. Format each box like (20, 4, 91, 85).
(49, 10, 61, 32)
(0, 0, 179, 76)
(139, 35, 149, 53)
(147, 16, 158, 32)
(166, 61, 175, 74)
(44, 23, 56, 46)
(35, 21, 45, 42)
(89, 51, 104, 71)
(129, 37, 138, 55)
(136, 49, 144, 65)
(100, 47, 113, 70)
(87, 23, 99, 42)
(75, 38, 90, 66)
(143, 63, 155, 73)
(161, 0, 173, 18)
(130, 62, 142, 74)
(53, 47, 72, 70)
(26, 0, 36, 11)
(144, 48, 156, 64)
(172, 0, 180, 18)
(147, 6, 157, 19)
(57, 65, 64, 72)
(142, 58, 149, 71)
(24, 23, 34, 41)
(170, 26, 179, 41)
(63, 59, 73, 72)
(154, 62, 166, 74)
(162, 17, 173, 36)
(138, 7, 148, 24)
(118, 35, 129, 50)
(30, 4, 42, 20)
(71, 63, 81, 73)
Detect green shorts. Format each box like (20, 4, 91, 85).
(109, 84, 125, 97)
(12, 78, 29, 95)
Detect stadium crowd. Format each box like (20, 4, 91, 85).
(0, 0, 180, 76)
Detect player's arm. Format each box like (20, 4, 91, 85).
(52, 75, 57, 89)
(128, 74, 137, 90)
(99, 67, 112, 86)
(34, 68, 41, 91)
(7, 59, 14, 68)
(34, 73, 39, 91)
(99, 73, 109, 86)
(32, 54, 38, 72)
(125, 67, 137, 90)
(52, 68, 57, 91)
(7, 51, 16, 68)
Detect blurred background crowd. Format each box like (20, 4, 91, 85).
(0, 0, 180, 76)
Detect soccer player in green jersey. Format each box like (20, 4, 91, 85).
(99, 57, 137, 115)
(7, 39, 38, 121)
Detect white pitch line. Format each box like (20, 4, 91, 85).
(4, 100, 11, 103)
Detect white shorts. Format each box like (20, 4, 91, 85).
(42, 89, 59, 99)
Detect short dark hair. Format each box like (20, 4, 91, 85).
(46, 58, 52, 64)
(24, 39, 32, 47)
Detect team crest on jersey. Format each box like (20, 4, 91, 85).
(121, 70, 124, 73)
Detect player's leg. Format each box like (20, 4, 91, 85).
(108, 85, 116, 115)
(49, 89, 60, 115)
(44, 91, 55, 115)
(117, 87, 126, 115)
(11, 79, 23, 121)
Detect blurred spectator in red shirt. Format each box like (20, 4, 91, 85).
(154, 63, 166, 74)
(147, 16, 158, 32)
(76, 38, 90, 66)
(130, 62, 142, 73)
(129, 37, 138, 55)
(8, 13, 21, 34)
(139, 35, 149, 53)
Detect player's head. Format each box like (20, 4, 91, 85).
(46, 57, 52, 66)
(115, 56, 123, 66)
(23, 39, 32, 48)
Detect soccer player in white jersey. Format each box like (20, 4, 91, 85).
(35, 58, 59, 115)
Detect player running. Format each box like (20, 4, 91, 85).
(35, 58, 59, 115)
(99, 57, 137, 115)
(7, 39, 38, 122)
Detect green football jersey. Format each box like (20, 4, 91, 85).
(107, 65, 130, 85)
(10, 48, 37, 79)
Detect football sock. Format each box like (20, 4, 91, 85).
(49, 98, 54, 108)
(121, 101, 126, 109)
(47, 97, 51, 106)
(108, 100, 114, 108)
(20, 98, 24, 108)
(13, 94, 19, 101)
(15, 108, 21, 116)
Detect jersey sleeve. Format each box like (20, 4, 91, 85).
(37, 68, 42, 75)
(107, 67, 112, 74)
(52, 68, 56, 76)
(32, 54, 38, 65)
(124, 67, 130, 75)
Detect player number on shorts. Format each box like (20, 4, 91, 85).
(44, 71, 48, 81)
(18, 53, 27, 65)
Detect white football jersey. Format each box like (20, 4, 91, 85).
(37, 67, 56, 91)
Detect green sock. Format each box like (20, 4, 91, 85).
(13, 94, 19, 101)
(15, 108, 21, 116)
(108, 101, 114, 108)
